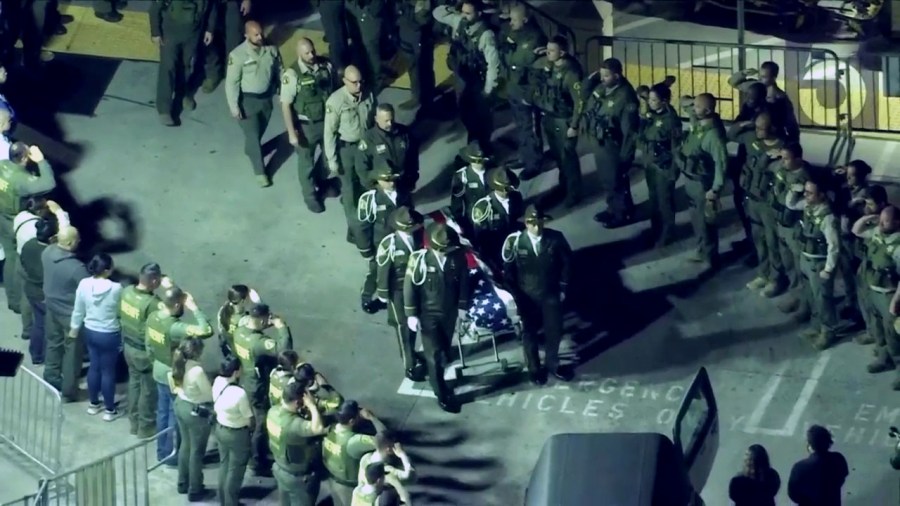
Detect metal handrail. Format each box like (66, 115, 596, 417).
(0, 366, 64, 476)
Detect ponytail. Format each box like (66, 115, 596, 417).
(171, 339, 204, 387)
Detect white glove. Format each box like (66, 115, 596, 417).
(407, 316, 420, 332)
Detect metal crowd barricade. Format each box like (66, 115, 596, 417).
(0, 366, 64, 476)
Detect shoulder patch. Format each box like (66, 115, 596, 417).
(264, 340, 276, 351)
(326, 104, 334, 114)
(573, 81, 581, 90)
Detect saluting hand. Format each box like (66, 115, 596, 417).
(27, 146, 44, 163)
(240, 0, 252, 16)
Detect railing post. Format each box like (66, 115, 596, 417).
(737, 0, 747, 70)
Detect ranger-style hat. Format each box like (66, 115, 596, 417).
(389, 206, 424, 232)
(486, 167, 519, 191)
(461, 142, 488, 164)
(523, 204, 551, 224)
(372, 159, 400, 182)
(427, 222, 460, 252)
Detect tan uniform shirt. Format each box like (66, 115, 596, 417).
(225, 40, 282, 114)
(323, 87, 376, 172)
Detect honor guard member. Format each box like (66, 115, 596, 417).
(201, 0, 248, 93)
(232, 303, 294, 476)
(323, 401, 386, 506)
(216, 284, 262, 358)
(729, 61, 800, 143)
(324, 65, 378, 243)
(356, 160, 412, 315)
(833, 160, 872, 322)
(529, 36, 583, 204)
(471, 166, 523, 271)
(501, 205, 573, 385)
(357, 103, 418, 191)
(225, 20, 282, 187)
(576, 58, 640, 227)
(281, 38, 338, 213)
(637, 82, 682, 246)
(395, 0, 436, 109)
(119, 263, 164, 438)
(433, 0, 501, 152)
(269, 350, 300, 407)
(295, 363, 345, 420)
(0, 143, 56, 314)
(145, 285, 214, 464)
(267, 380, 328, 506)
(449, 142, 490, 235)
(403, 222, 471, 413)
(498, 2, 546, 177)
(375, 207, 427, 380)
(675, 93, 728, 268)
(728, 112, 787, 297)
(786, 179, 841, 349)
(150, 0, 217, 126)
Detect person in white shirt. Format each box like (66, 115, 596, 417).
(170, 339, 215, 502)
(212, 357, 253, 506)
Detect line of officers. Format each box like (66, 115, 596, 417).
(116, 268, 415, 505)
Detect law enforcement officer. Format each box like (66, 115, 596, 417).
(294, 363, 345, 422)
(356, 432, 415, 504)
(119, 262, 164, 438)
(324, 65, 377, 242)
(323, 401, 387, 506)
(787, 179, 841, 349)
(225, 20, 281, 187)
(637, 82, 682, 246)
(357, 103, 418, 191)
(356, 160, 412, 314)
(281, 38, 338, 213)
(729, 82, 769, 252)
(345, 0, 388, 90)
(145, 284, 214, 464)
(269, 349, 300, 407)
(404, 222, 471, 413)
(498, 2, 545, 176)
(501, 205, 573, 385)
(853, 206, 900, 387)
(578, 58, 640, 227)
(833, 160, 872, 322)
(471, 166, 523, 272)
(93, 0, 124, 22)
(267, 379, 328, 506)
(149, 0, 217, 126)
(232, 303, 294, 476)
(676, 93, 728, 268)
(0, 143, 55, 314)
(450, 142, 490, 235)
(728, 111, 786, 296)
(433, 0, 501, 152)
(394, 0, 435, 109)
(375, 207, 426, 380)
(312, 0, 350, 70)
(201, 0, 248, 93)
(850, 185, 888, 346)
(216, 284, 262, 359)
(529, 36, 582, 203)
(729, 61, 800, 143)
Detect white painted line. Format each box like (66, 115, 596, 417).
(779, 351, 832, 437)
(615, 16, 666, 34)
(682, 37, 782, 69)
(742, 361, 789, 434)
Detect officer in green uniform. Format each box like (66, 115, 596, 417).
(149, 0, 217, 126)
(281, 38, 338, 213)
(0, 143, 56, 314)
(450, 142, 490, 235)
(119, 262, 164, 438)
(295, 363, 345, 422)
(375, 207, 426, 380)
(851, 185, 889, 345)
(854, 206, 900, 388)
(833, 160, 872, 323)
(675, 93, 728, 267)
(351, 463, 386, 505)
(267, 380, 329, 506)
(529, 36, 582, 204)
(728, 111, 786, 295)
(312, 0, 350, 70)
(471, 166, 523, 272)
(225, 20, 282, 187)
(787, 179, 841, 349)
(216, 284, 262, 358)
(269, 350, 300, 407)
(323, 401, 387, 506)
(403, 222, 471, 413)
(145, 285, 214, 463)
(357, 103, 418, 192)
(345, 0, 388, 90)
(201, 0, 247, 93)
(232, 303, 294, 476)
(394, 0, 435, 108)
(637, 82, 683, 246)
(498, 2, 545, 177)
(577, 58, 640, 227)
(355, 160, 412, 314)
(93, 0, 124, 22)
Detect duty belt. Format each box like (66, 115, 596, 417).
(243, 90, 274, 98)
(339, 139, 359, 146)
(123, 333, 146, 351)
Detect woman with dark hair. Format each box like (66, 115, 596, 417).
(729, 444, 780, 506)
(170, 339, 214, 501)
(216, 284, 262, 358)
(70, 252, 122, 420)
(212, 357, 253, 506)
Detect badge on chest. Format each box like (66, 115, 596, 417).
(376, 144, 387, 154)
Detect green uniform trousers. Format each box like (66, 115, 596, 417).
(0, 214, 22, 312)
(798, 254, 838, 332)
(43, 309, 84, 400)
(203, 0, 243, 82)
(746, 197, 784, 282)
(397, 24, 434, 103)
(339, 142, 364, 242)
(156, 24, 202, 115)
(250, 404, 271, 471)
(296, 121, 327, 203)
(589, 137, 634, 219)
(542, 116, 580, 204)
(93, 0, 117, 15)
(839, 237, 860, 309)
(776, 224, 801, 290)
(274, 464, 322, 506)
(174, 397, 212, 495)
(361, 258, 377, 299)
(389, 297, 417, 372)
(683, 176, 718, 262)
(20, 291, 32, 345)
(123, 343, 157, 435)
(345, 7, 383, 88)
(329, 480, 354, 506)
(645, 162, 678, 243)
(215, 424, 251, 506)
(869, 290, 900, 366)
(238, 93, 274, 176)
(857, 265, 875, 334)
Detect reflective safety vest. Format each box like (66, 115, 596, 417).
(447, 20, 491, 83)
(865, 231, 900, 289)
(267, 404, 320, 474)
(145, 311, 179, 366)
(119, 286, 159, 349)
(323, 426, 364, 485)
(268, 368, 292, 407)
(0, 161, 24, 216)
(798, 205, 831, 257)
(313, 385, 344, 414)
(291, 61, 332, 123)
